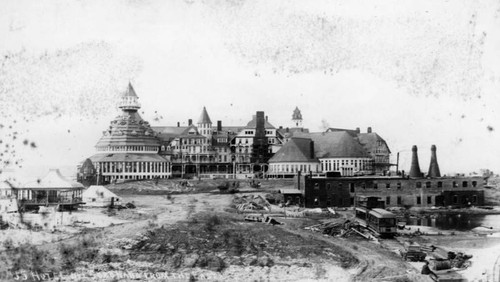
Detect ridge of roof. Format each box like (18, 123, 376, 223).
(305, 131, 370, 158)
(23, 169, 84, 189)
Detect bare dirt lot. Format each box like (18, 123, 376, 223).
(2, 179, 500, 281)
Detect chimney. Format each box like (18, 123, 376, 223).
(279, 126, 283, 129)
(265, 115, 268, 122)
(310, 140, 315, 159)
(409, 145, 422, 178)
(217, 120, 222, 131)
(428, 145, 441, 178)
(367, 127, 372, 133)
(177, 122, 180, 127)
(188, 119, 192, 126)
(356, 127, 360, 134)
(255, 111, 265, 138)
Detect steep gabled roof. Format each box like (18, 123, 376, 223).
(295, 131, 369, 158)
(178, 124, 204, 138)
(269, 138, 319, 163)
(153, 126, 189, 142)
(357, 132, 391, 154)
(198, 106, 212, 124)
(245, 115, 275, 129)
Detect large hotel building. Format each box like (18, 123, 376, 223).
(78, 83, 391, 184)
(76, 83, 485, 209)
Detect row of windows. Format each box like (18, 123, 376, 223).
(243, 130, 274, 135)
(313, 180, 479, 191)
(371, 180, 478, 189)
(98, 146, 158, 152)
(321, 158, 372, 172)
(182, 139, 210, 145)
(269, 163, 319, 173)
(385, 195, 479, 205)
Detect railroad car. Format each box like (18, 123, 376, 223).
(355, 206, 397, 237)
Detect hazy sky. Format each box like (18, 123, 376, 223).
(1, 0, 499, 179)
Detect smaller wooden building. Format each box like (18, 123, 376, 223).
(17, 169, 84, 211)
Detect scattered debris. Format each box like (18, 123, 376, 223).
(400, 242, 427, 262)
(233, 195, 271, 212)
(264, 192, 284, 204)
(248, 180, 261, 188)
(125, 202, 136, 209)
(218, 181, 240, 194)
(304, 220, 375, 239)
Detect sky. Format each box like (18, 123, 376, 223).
(0, 0, 499, 181)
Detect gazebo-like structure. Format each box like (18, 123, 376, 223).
(17, 169, 84, 211)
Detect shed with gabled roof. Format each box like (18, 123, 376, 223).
(83, 185, 121, 207)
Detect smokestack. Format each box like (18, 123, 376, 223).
(177, 122, 180, 127)
(217, 120, 222, 132)
(188, 119, 192, 126)
(409, 145, 422, 178)
(367, 127, 372, 133)
(310, 140, 315, 159)
(428, 145, 441, 178)
(255, 111, 265, 138)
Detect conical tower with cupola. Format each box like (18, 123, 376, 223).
(95, 82, 160, 152)
(82, 83, 171, 184)
(197, 106, 213, 139)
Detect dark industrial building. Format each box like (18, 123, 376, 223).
(300, 145, 485, 208)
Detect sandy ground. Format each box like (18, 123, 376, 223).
(3, 190, 500, 281)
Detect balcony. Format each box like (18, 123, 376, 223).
(19, 197, 84, 205)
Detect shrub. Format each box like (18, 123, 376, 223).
(204, 214, 222, 232)
(59, 235, 99, 270)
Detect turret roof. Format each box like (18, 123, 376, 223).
(269, 137, 318, 163)
(198, 107, 212, 124)
(292, 107, 302, 120)
(95, 111, 161, 147)
(123, 82, 138, 98)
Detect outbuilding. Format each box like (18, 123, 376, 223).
(82, 185, 121, 207)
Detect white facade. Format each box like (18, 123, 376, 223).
(269, 162, 321, 176)
(319, 157, 373, 176)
